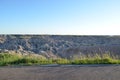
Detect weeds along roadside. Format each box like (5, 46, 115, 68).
(0, 53, 120, 66)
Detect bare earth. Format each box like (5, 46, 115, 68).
(0, 65, 120, 80)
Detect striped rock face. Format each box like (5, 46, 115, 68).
(0, 35, 120, 59)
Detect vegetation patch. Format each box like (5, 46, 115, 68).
(0, 53, 120, 66)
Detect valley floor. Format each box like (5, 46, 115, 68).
(0, 65, 120, 80)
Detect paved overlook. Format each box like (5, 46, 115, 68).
(0, 35, 120, 58)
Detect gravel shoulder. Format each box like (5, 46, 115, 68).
(0, 64, 120, 80)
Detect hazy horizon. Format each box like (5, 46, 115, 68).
(0, 0, 120, 35)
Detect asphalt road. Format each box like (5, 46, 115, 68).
(0, 65, 120, 80)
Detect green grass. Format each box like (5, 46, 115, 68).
(0, 53, 51, 66)
(72, 53, 120, 64)
(0, 53, 120, 66)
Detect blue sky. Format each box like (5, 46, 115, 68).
(0, 0, 120, 35)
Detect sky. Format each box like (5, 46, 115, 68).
(0, 0, 120, 35)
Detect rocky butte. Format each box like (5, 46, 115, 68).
(0, 35, 120, 59)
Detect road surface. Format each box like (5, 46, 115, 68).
(0, 64, 120, 80)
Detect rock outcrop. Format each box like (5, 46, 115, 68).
(0, 35, 120, 58)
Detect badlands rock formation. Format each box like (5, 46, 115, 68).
(0, 35, 120, 58)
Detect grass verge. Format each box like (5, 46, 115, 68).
(0, 53, 120, 66)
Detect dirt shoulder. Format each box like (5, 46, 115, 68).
(0, 64, 120, 80)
